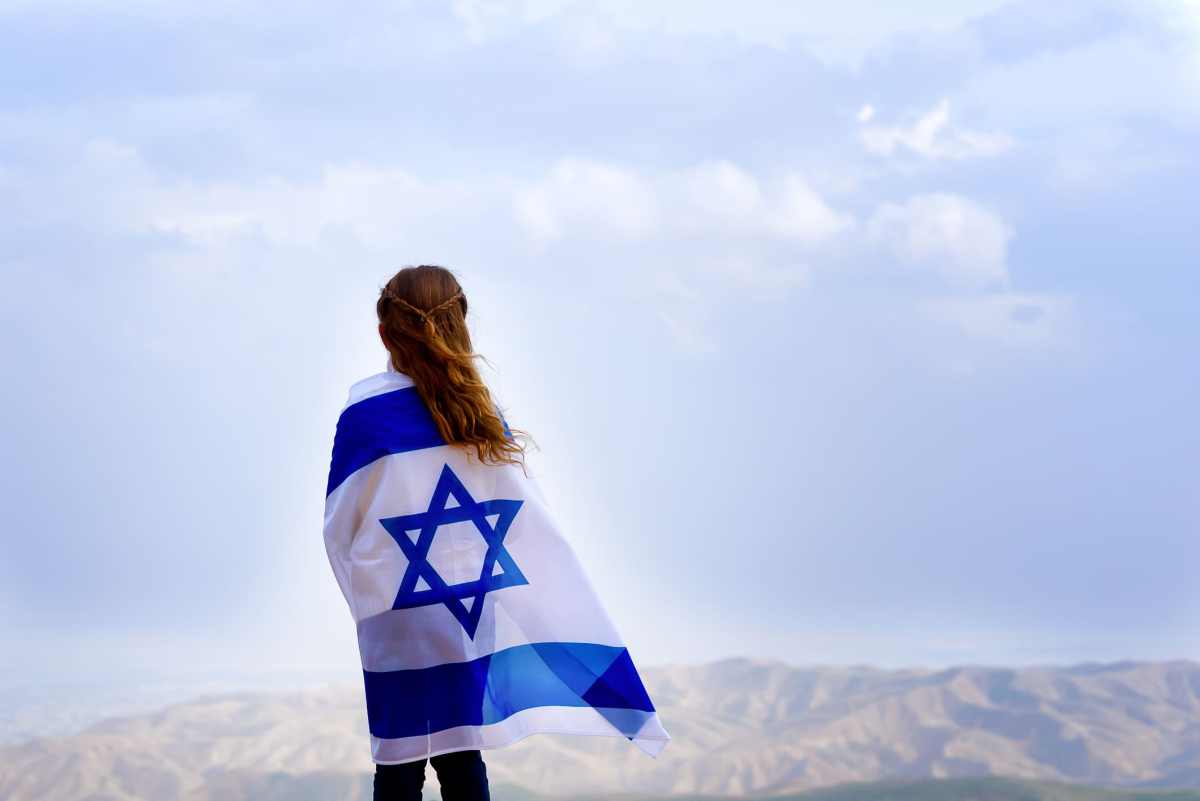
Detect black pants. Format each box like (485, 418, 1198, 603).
(373, 748, 490, 801)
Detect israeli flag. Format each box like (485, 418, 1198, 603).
(323, 363, 671, 763)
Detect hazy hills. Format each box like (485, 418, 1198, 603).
(1, 659, 1198, 800)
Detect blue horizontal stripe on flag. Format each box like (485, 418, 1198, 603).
(362, 641, 656, 740)
(326, 387, 446, 496)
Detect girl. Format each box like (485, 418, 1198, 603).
(323, 266, 669, 801)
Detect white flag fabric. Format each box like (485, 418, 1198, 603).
(323, 362, 671, 764)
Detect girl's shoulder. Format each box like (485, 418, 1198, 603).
(343, 364, 415, 411)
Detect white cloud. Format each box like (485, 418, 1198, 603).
(25, 140, 849, 297)
(858, 98, 1015, 160)
(766, 174, 856, 242)
(512, 157, 660, 246)
(671, 161, 854, 243)
(514, 157, 853, 247)
(674, 160, 765, 227)
(868, 192, 1013, 289)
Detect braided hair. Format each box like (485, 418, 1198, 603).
(376, 265, 528, 468)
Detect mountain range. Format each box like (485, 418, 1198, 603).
(1, 658, 1198, 800)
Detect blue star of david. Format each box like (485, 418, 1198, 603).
(378, 463, 528, 638)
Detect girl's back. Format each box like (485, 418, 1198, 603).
(322, 265, 669, 800)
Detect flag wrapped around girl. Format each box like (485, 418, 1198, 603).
(322, 266, 670, 773)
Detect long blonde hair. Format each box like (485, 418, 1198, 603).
(376, 265, 528, 468)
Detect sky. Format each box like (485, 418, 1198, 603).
(0, 0, 1197, 686)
